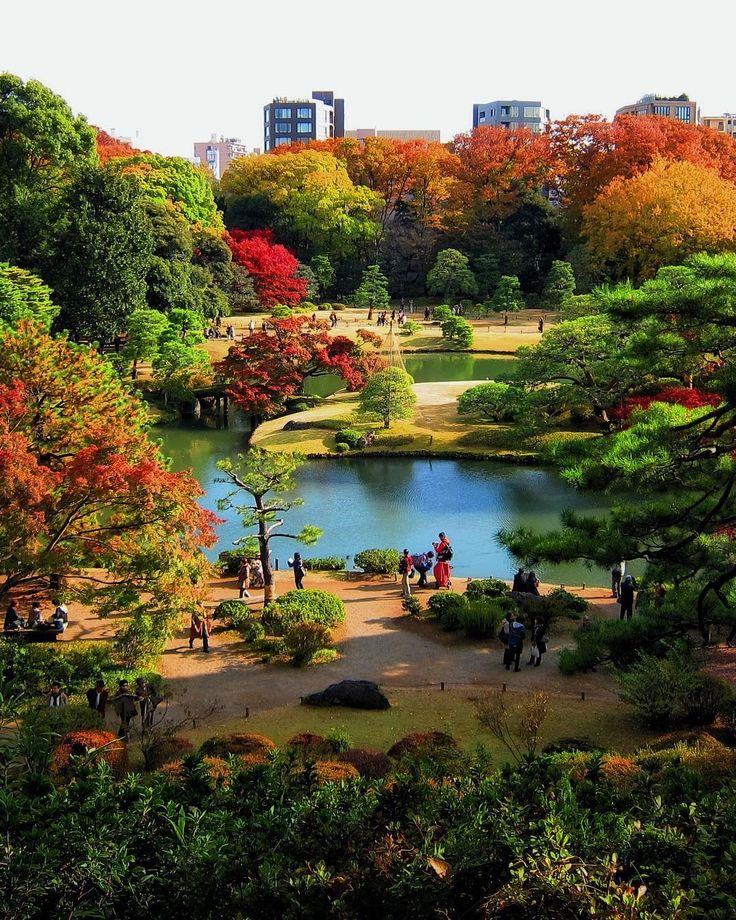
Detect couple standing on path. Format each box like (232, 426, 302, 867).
(400, 533, 453, 598)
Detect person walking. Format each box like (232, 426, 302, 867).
(189, 608, 212, 652)
(86, 679, 108, 718)
(48, 682, 68, 707)
(135, 677, 151, 730)
(237, 557, 252, 599)
(610, 562, 624, 599)
(528, 619, 549, 667)
(538, 317, 545, 333)
(288, 553, 306, 590)
(432, 533, 453, 589)
(248, 319, 255, 336)
(502, 613, 525, 672)
(424, 306, 431, 321)
(619, 575, 637, 621)
(398, 549, 414, 598)
(111, 680, 137, 737)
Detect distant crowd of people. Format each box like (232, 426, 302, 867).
(47, 675, 161, 737)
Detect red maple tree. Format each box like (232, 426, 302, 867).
(226, 229, 307, 307)
(218, 317, 385, 416)
(611, 386, 722, 423)
(94, 128, 147, 164)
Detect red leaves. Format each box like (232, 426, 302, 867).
(226, 230, 307, 307)
(612, 387, 722, 422)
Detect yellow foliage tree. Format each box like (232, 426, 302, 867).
(583, 158, 736, 281)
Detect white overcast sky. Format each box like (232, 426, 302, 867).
(3, 0, 734, 157)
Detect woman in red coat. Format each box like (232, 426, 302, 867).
(432, 532, 453, 589)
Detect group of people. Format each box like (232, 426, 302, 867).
(399, 533, 454, 597)
(205, 320, 235, 340)
(189, 607, 213, 653)
(236, 556, 265, 599)
(48, 676, 161, 737)
(4, 599, 68, 633)
(499, 611, 549, 671)
(511, 568, 541, 596)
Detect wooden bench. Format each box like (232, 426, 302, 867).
(2, 628, 61, 643)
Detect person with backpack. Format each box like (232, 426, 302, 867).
(414, 551, 434, 588)
(501, 612, 525, 672)
(432, 533, 453, 588)
(398, 549, 414, 598)
(619, 575, 637, 620)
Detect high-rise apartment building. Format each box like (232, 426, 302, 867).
(615, 94, 698, 124)
(701, 113, 736, 138)
(193, 135, 253, 179)
(472, 100, 549, 133)
(346, 128, 441, 142)
(263, 90, 344, 151)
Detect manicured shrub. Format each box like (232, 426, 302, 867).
(353, 548, 401, 575)
(432, 305, 453, 322)
(335, 442, 350, 453)
(284, 622, 332, 666)
(427, 592, 467, 630)
(402, 596, 423, 616)
(600, 754, 642, 791)
(546, 587, 588, 617)
(400, 320, 421, 336)
(335, 428, 363, 449)
(387, 732, 458, 760)
(326, 726, 352, 753)
(144, 735, 194, 771)
(304, 556, 346, 571)
(457, 599, 505, 639)
(313, 761, 359, 784)
(374, 434, 415, 447)
(52, 730, 128, 779)
(458, 382, 525, 422)
(465, 578, 509, 599)
(242, 622, 265, 643)
(339, 748, 391, 778)
(213, 599, 251, 630)
(287, 733, 330, 758)
(199, 733, 276, 758)
(262, 589, 346, 634)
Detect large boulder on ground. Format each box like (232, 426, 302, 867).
(303, 680, 390, 710)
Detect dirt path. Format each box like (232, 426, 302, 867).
(155, 574, 622, 723)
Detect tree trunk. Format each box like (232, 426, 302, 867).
(131, 358, 138, 380)
(257, 497, 275, 604)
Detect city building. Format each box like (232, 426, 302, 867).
(193, 135, 254, 179)
(346, 128, 441, 142)
(263, 90, 344, 152)
(615, 94, 698, 124)
(472, 100, 549, 133)
(701, 113, 736, 138)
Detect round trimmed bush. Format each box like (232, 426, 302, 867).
(213, 599, 251, 630)
(335, 428, 363, 449)
(427, 592, 467, 631)
(387, 732, 457, 760)
(335, 442, 350, 453)
(284, 622, 332, 666)
(199, 733, 276, 758)
(339, 748, 391, 778)
(353, 548, 401, 575)
(303, 556, 346, 571)
(465, 578, 509, 599)
(262, 589, 346, 635)
(52, 730, 128, 779)
(243, 622, 265, 643)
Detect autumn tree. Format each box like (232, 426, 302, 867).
(542, 260, 576, 309)
(0, 263, 58, 331)
(426, 249, 478, 300)
(226, 229, 307, 308)
(95, 128, 146, 164)
(0, 73, 97, 265)
(217, 449, 322, 602)
(358, 367, 416, 429)
(353, 264, 390, 308)
(48, 166, 153, 344)
(219, 317, 384, 416)
(583, 159, 736, 282)
(0, 322, 217, 646)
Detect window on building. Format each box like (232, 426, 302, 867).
(297, 107, 312, 118)
(264, 110, 270, 123)
(501, 106, 510, 116)
(275, 123, 291, 134)
(489, 108, 495, 117)
(654, 105, 671, 116)
(510, 106, 520, 117)
(676, 106, 691, 122)
(478, 110, 486, 122)
(524, 106, 540, 119)
(297, 122, 313, 133)
(275, 107, 292, 119)
(275, 137, 291, 146)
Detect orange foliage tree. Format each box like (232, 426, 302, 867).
(0, 323, 217, 630)
(582, 158, 736, 281)
(95, 129, 146, 165)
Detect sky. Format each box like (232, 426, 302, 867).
(3, 0, 735, 158)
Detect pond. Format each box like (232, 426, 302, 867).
(156, 423, 615, 587)
(304, 353, 515, 397)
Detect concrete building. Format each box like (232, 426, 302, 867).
(701, 113, 736, 138)
(346, 128, 441, 142)
(615, 94, 698, 124)
(193, 135, 253, 179)
(472, 100, 549, 133)
(263, 90, 344, 152)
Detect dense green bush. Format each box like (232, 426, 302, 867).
(243, 622, 265, 644)
(303, 556, 346, 571)
(0, 640, 119, 699)
(262, 589, 346, 635)
(373, 434, 415, 447)
(618, 646, 733, 728)
(559, 612, 674, 674)
(457, 600, 505, 639)
(458, 382, 526, 422)
(427, 592, 467, 630)
(400, 320, 421, 336)
(546, 587, 588, 616)
(353, 548, 401, 574)
(465, 578, 509, 599)
(213, 599, 252, 630)
(335, 428, 363, 449)
(284, 622, 332, 666)
(335, 442, 350, 453)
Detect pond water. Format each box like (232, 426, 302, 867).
(305, 353, 515, 397)
(156, 423, 615, 587)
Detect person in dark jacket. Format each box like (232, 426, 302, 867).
(288, 553, 306, 590)
(512, 568, 526, 592)
(86, 680, 109, 718)
(4, 600, 22, 631)
(502, 612, 525, 672)
(619, 575, 637, 620)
